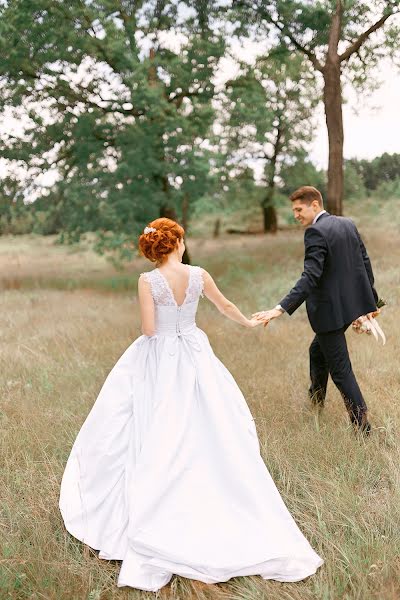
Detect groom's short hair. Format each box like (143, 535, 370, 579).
(290, 186, 323, 207)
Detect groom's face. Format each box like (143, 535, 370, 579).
(292, 199, 321, 227)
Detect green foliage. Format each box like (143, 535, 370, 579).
(347, 153, 400, 193)
(237, 1, 400, 84)
(344, 162, 366, 200)
(0, 204, 35, 235)
(232, 1, 400, 214)
(0, 1, 225, 257)
(374, 177, 400, 199)
(1, 1, 399, 244)
(280, 151, 327, 197)
(221, 49, 318, 213)
(0, 178, 35, 234)
(198, 169, 263, 213)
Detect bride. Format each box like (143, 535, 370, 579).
(59, 218, 323, 592)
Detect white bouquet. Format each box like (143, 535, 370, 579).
(352, 299, 386, 345)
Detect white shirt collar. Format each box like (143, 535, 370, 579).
(313, 210, 327, 224)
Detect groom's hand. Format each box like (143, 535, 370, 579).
(252, 308, 284, 324)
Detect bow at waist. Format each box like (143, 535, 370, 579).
(154, 324, 202, 356)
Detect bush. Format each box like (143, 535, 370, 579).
(373, 177, 400, 199)
(0, 205, 35, 235)
(344, 162, 366, 200)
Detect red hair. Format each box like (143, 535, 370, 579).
(138, 218, 185, 264)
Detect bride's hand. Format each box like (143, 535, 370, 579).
(247, 317, 268, 328)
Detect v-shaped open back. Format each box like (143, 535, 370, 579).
(156, 267, 191, 307)
(142, 265, 204, 308)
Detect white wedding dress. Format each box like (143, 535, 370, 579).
(59, 265, 323, 591)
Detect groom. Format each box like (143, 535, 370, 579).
(254, 186, 379, 434)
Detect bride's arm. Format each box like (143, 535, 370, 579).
(138, 275, 156, 336)
(202, 269, 260, 328)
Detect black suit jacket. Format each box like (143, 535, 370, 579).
(280, 212, 378, 333)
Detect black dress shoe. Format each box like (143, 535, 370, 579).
(309, 388, 325, 408)
(355, 421, 372, 437)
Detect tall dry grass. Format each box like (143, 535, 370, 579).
(1, 202, 399, 599)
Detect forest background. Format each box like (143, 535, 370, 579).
(0, 0, 399, 255)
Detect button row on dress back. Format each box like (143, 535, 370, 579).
(176, 306, 182, 336)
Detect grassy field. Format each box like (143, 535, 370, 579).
(1, 199, 399, 599)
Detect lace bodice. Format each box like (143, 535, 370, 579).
(141, 266, 204, 307)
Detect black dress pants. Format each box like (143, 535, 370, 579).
(309, 324, 368, 427)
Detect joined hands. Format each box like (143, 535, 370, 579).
(247, 317, 265, 328)
(252, 308, 284, 327)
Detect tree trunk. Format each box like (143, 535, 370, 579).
(159, 205, 177, 220)
(180, 193, 191, 264)
(323, 60, 344, 215)
(262, 174, 278, 233)
(181, 193, 189, 231)
(263, 204, 278, 233)
(213, 218, 221, 238)
(262, 122, 281, 233)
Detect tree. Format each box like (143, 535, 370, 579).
(222, 49, 317, 232)
(280, 151, 327, 198)
(0, 177, 38, 234)
(348, 152, 400, 192)
(0, 1, 224, 258)
(235, 0, 400, 215)
(343, 161, 366, 199)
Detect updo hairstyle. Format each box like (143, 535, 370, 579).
(139, 218, 185, 264)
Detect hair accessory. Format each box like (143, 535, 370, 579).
(144, 226, 156, 234)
